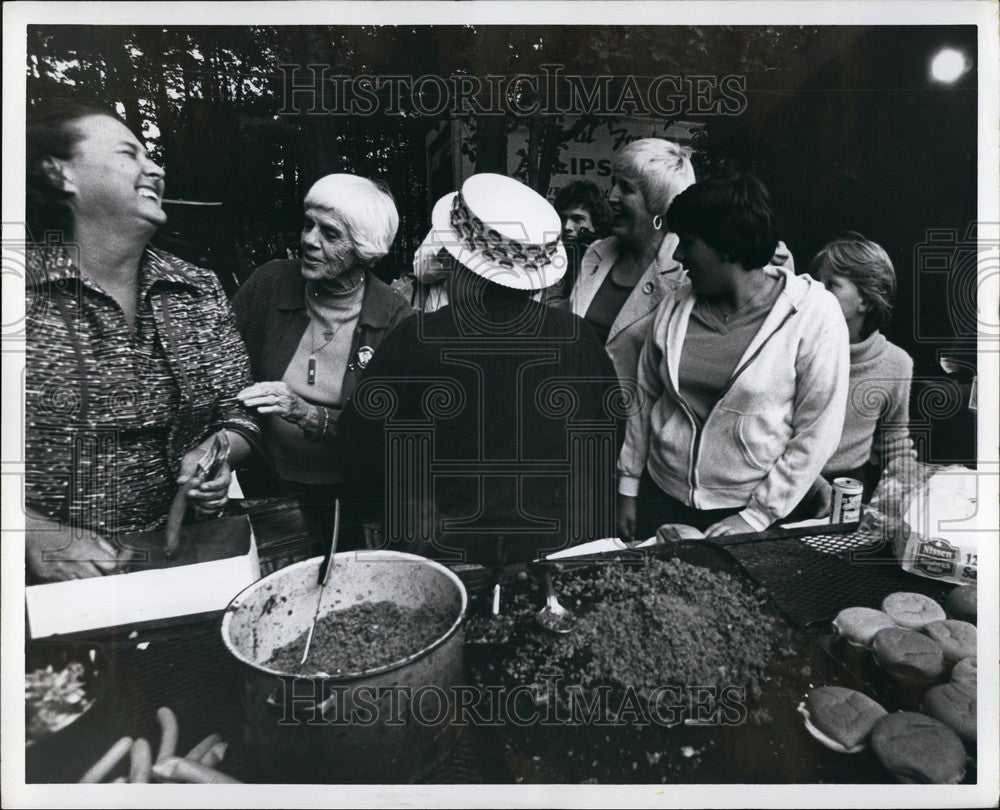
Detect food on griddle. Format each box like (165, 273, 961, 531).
(465, 557, 793, 783)
(75, 705, 236, 782)
(79, 736, 134, 783)
(951, 657, 977, 687)
(152, 756, 242, 783)
(155, 706, 179, 763)
(25, 661, 95, 745)
(797, 686, 887, 753)
(831, 607, 897, 647)
(921, 619, 977, 665)
(128, 738, 153, 784)
(922, 680, 976, 746)
(265, 600, 454, 676)
(870, 712, 967, 784)
(944, 584, 976, 623)
(472, 558, 777, 713)
(880, 592, 946, 630)
(871, 627, 945, 682)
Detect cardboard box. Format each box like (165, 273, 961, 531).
(26, 515, 260, 638)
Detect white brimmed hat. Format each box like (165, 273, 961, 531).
(427, 173, 567, 291)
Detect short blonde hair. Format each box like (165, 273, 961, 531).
(613, 139, 696, 215)
(305, 174, 399, 265)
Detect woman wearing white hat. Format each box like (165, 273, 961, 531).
(339, 174, 622, 565)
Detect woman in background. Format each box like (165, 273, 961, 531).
(542, 179, 613, 306)
(806, 233, 916, 511)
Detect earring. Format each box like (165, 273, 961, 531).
(652, 215, 664, 231)
(40, 157, 70, 192)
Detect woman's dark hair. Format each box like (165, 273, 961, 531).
(666, 173, 779, 270)
(26, 100, 124, 242)
(553, 180, 613, 238)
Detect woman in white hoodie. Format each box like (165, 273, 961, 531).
(617, 175, 850, 539)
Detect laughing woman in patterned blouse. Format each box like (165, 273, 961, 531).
(25, 102, 260, 582)
(232, 175, 411, 543)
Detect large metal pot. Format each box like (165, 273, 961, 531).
(221, 550, 467, 783)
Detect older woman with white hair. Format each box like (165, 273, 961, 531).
(570, 139, 697, 392)
(233, 174, 412, 543)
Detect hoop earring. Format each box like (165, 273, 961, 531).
(652, 215, 664, 231)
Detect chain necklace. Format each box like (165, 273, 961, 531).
(307, 320, 349, 385)
(712, 272, 774, 324)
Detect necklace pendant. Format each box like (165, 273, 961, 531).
(307, 355, 316, 385)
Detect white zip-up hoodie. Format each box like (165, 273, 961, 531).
(617, 265, 850, 531)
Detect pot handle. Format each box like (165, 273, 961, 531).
(317, 688, 342, 720)
(264, 687, 284, 717)
(262, 683, 342, 723)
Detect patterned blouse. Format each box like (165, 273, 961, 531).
(25, 245, 260, 538)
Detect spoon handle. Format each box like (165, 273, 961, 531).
(317, 499, 341, 586)
(300, 499, 341, 666)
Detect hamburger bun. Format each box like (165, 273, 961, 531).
(951, 657, 977, 687)
(832, 607, 897, 647)
(871, 626, 945, 682)
(881, 592, 946, 630)
(923, 680, 976, 746)
(797, 686, 887, 753)
(922, 619, 977, 664)
(870, 712, 967, 783)
(944, 585, 976, 623)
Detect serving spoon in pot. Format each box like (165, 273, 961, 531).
(300, 499, 341, 665)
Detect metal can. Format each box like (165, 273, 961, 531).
(831, 477, 864, 523)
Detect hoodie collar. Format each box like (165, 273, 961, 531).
(674, 262, 812, 310)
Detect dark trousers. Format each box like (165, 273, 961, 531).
(635, 469, 744, 539)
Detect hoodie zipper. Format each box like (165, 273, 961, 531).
(685, 308, 797, 506)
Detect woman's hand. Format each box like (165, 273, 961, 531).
(26, 512, 125, 581)
(704, 513, 756, 537)
(236, 382, 309, 423)
(809, 478, 833, 519)
(178, 435, 232, 517)
(618, 495, 638, 543)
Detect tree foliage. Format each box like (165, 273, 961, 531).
(27, 25, 823, 282)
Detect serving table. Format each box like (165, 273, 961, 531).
(26, 524, 968, 785)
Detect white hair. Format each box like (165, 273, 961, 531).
(613, 139, 696, 215)
(304, 174, 399, 265)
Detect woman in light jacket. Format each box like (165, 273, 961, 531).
(618, 174, 850, 539)
(569, 139, 695, 396)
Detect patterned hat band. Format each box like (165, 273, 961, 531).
(450, 192, 560, 272)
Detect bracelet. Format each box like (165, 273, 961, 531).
(318, 405, 329, 438)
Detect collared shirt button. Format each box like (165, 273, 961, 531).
(642, 281, 654, 294)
